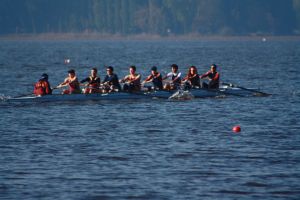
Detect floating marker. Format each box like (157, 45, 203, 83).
(64, 59, 70, 64)
(232, 125, 241, 133)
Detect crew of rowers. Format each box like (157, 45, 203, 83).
(33, 64, 220, 96)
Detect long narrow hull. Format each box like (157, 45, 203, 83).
(6, 92, 151, 102)
(4, 87, 263, 103)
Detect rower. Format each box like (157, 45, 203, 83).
(182, 65, 201, 89)
(33, 73, 52, 96)
(162, 64, 181, 90)
(200, 64, 220, 89)
(57, 69, 81, 94)
(142, 66, 163, 91)
(120, 65, 141, 92)
(80, 68, 101, 94)
(102, 66, 121, 93)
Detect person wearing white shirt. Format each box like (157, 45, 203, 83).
(162, 64, 182, 90)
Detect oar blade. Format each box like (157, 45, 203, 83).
(222, 82, 271, 96)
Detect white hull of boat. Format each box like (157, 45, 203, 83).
(4, 87, 263, 103)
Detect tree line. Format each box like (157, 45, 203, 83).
(0, 0, 299, 36)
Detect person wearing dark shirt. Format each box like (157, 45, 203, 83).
(80, 68, 101, 94)
(102, 66, 121, 92)
(142, 66, 163, 90)
(200, 64, 220, 89)
(182, 66, 201, 89)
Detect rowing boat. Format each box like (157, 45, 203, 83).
(3, 85, 268, 103)
(5, 92, 150, 102)
(4, 91, 172, 103)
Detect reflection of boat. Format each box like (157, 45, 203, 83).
(4, 85, 269, 103)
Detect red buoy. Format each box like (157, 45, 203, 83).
(232, 125, 241, 133)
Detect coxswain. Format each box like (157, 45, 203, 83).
(162, 64, 181, 90)
(102, 66, 121, 93)
(57, 69, 81, 94)
(33, 73, 52, 96)
(142, 66, 163, 90)
(120, 65, 141, 92)
(182, 65, 201, 89)
(80, 68, 101, 94)
(200, 64, 220, 89)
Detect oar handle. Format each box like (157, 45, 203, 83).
(54, 84, 67, 89)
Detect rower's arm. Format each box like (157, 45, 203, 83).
(57, 78, 69, 87)
(135, 74, 141, 81)
(172, 73, 181, 82)
(113, 75, 119, 84)
(211, 72, 219, 81)
(162, 72, 171, 81)
(102, 76, 108, 84)
(162, 75, 168, 80)
(120, 75, 128, 83)
(144, 75, 152, 83)
(80, 77, 89, 83)
(182, 75, 189, 82)
(200, 71, 209, 79)
(45, 82, 52, 94)
(129, 74, 141, 83)
(96, 77, 101, 83)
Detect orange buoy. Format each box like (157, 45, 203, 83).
(232, 125, 241, 133)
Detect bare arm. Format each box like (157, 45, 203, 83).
(142, 75, 153, 84)
(119, 75, 128, 83)
(57, 78, 69, 88)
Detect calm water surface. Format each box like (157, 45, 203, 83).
(0, 40, 299, 199)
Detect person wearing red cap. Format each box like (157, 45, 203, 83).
(57, 69, 81, 94)
(142, 66, 163, 90)
(200, 64, 220, 89)
(33, 73, 52, 96)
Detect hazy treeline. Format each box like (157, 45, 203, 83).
(1, 0, 300, 36)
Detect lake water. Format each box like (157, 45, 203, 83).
(0, 39, 299, 199)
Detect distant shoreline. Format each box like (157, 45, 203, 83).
(0, 33, 300, 41)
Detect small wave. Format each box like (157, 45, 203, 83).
(169, 90, 194, 100)
(97, 155, 129, 161)
(21, 64, 36, 68)
(244, 181, 268, 187)
(271, 191, 300, 195)
(216, 190, 252, 195)
(292, 90, 300, 96)
(0, 94, 11, 101)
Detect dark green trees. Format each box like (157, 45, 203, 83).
(0, 0, 299, 35)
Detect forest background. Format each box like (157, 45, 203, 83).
(1, 0, 300, 38)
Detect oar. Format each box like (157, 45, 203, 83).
(51, 86, 60, 90)
(196, 86, 245, 97)
(13, 93, 35, 98)
(222, 82, 271, 96)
